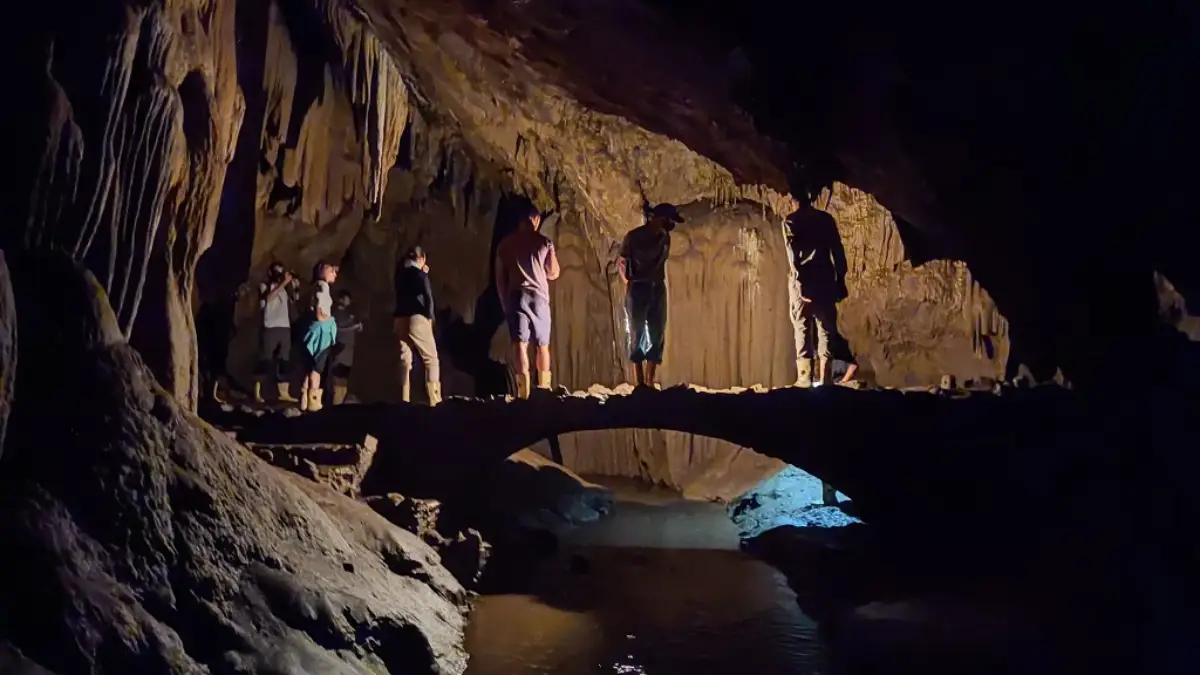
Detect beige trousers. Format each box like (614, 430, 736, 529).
(394, 315, 441, 400)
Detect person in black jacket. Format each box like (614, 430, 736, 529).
(786, 198, 859, 388)
(393, 245, 441, 405)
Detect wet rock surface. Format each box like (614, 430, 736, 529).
(244, 436, 379, 497)
(0, 252, 470, 674)
(365, 494, 492, 590)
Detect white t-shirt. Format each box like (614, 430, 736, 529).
(314, 280, 333, 316)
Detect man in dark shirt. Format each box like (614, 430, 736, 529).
(327, 289, 364, 405)
(617, 203, 683, 389)
(393, 246, 442, 405)
(786, 199, 858, 387)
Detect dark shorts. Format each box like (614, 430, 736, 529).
(506, 291, 551, 346)
(255, 326, 291, 375)
(305, 347, 332, 375)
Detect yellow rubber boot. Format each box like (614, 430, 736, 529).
(426, 382, 442, 407)
(795, 358, 813, 387)
(331, 380, 348, 405)
(308, 388, 324, 412)
(537, 370, 552, 390)
(276, 382, 298, 403)
(253, 379, 265, 403)
(299, 386, 310, 412)
(515, 373, 531, 400)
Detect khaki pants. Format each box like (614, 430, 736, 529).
(788, 274, 835, 361)
(394, 315, 440, 397)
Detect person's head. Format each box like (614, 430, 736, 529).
(518, 202, 542, 231)
(313, 262, 338, 284)
(336, 289, 352, 309)
(404, 245, 427, 268)
(268, 261, 286, 280)
(646, 203, 684, 232)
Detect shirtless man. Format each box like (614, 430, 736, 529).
(495, 202, 561, 399)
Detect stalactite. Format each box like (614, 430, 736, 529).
(304, 0, 409, 219)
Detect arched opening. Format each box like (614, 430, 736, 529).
(448, 431, 860, 675)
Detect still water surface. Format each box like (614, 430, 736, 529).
(464, 481, 827, 675)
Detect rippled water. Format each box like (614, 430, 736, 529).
(464, 481, 827, 675)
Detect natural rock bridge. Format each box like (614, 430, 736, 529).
(238, 383, 1088, 529)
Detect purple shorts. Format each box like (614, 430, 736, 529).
(506, 291, 551, 346)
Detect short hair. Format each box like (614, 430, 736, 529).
(517, 200, 541, 223)
(404, 245, 426, 262)
(336, 289, 352, 299)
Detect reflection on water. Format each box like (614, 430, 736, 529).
(464, 480, 827, 675)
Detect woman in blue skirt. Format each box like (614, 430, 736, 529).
(300, 262, 339, 412)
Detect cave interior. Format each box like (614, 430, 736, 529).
(1, 0, 1198, 674)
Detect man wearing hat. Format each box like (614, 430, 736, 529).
(617, 203, 683, 389)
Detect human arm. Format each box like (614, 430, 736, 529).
(827, 214, 849, 297)
(494, 250, 508, 312)
(421, 272, 436, 320)
(259, 273, 291, 308)
(545, 242, 561, 281)
(616, 234, 631, 283)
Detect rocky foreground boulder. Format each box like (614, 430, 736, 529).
(0, 251, 470, 674)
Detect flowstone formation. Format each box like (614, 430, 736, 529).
(0, 253, 471, 674)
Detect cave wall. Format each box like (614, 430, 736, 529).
(821, 183, 1008, 387)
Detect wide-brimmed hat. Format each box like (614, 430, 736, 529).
(647, 203, 685, 223)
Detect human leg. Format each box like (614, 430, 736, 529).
(625, 284, 650, 385)
(789, 274, 813, 386)
(809, 301, 834, 386)
(505, 295, 533, 398)
(524, 293, 554, 390)
(330, 363, 351, 405)
(394, 317, 415, 402)
(407, 315, 442, 405)
(642, 282, 668, 387)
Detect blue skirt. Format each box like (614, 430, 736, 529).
(303, 317, 337, 357)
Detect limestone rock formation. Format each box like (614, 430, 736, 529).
(0, 252, 469, 674)
(822, 183, 1008, 388)
(365, 494, 492, 589)
(243, 436, 379, 497)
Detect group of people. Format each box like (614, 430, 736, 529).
(247, 261, 363, 412)
(388, 195, 857, 402)
(201, 193, 859, 410)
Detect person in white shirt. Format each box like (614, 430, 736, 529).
(255, 262, 300, 403)
(299, 262, 339, 411)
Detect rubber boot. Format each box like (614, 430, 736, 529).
(795, 358, 813, 387)
(814, 357, 832, 387)
(308, 388, 324, 412)
(299, 385, 310, 412)
(276, 381, 298, 403)
(399, 373, 412, 403)
(515, 373, 531, 400)
(426, 381, 442, 407)
(332, 381, 348, 405)
(253, 378, 265, 403)
(537, 370, 552, 390)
